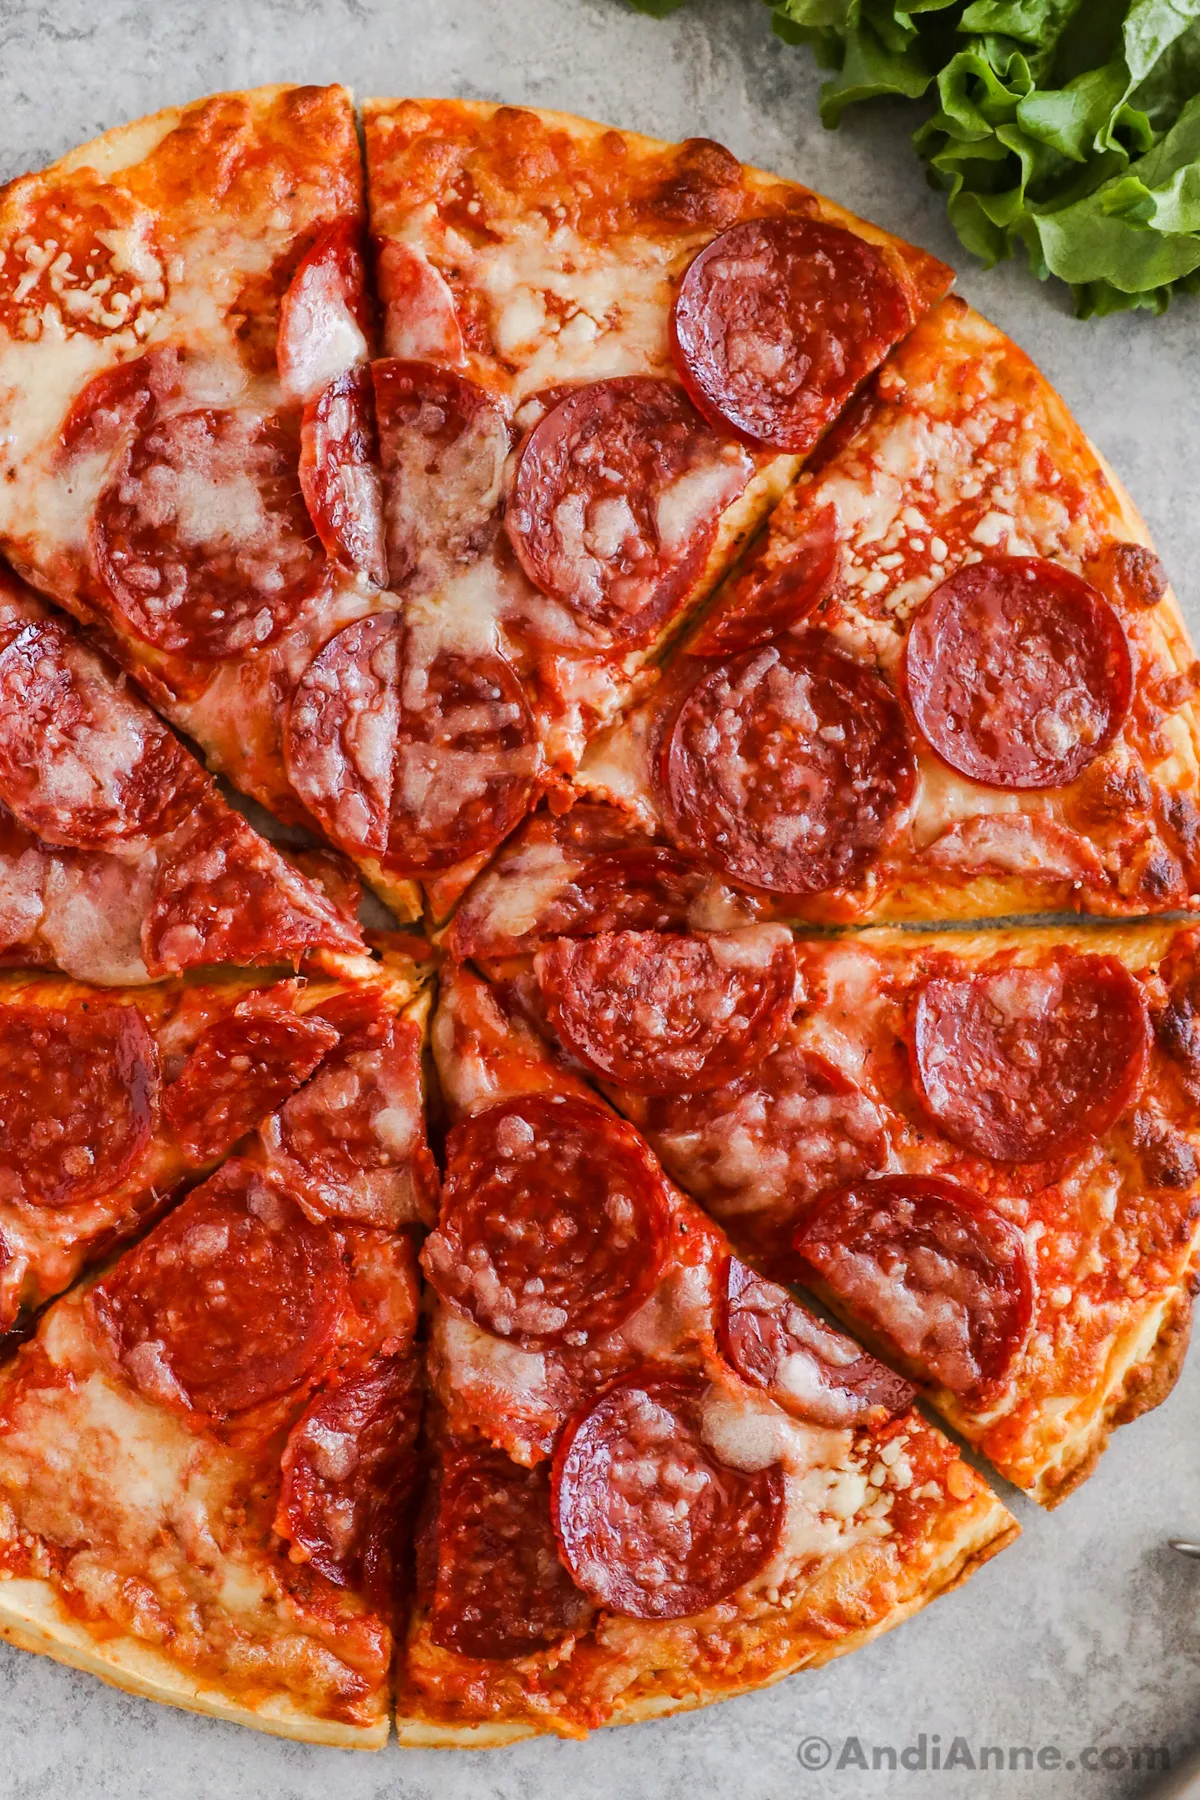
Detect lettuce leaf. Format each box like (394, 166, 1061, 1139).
(622, 0, 1200, 315)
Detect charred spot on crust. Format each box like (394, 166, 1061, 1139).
(1130, 1109, 1200, 1189)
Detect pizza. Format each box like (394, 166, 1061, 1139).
(0, 81, 1197, 1752)
(399, 961, 1014, 1743)
(474, 920, 1200, 1505)
(0, 978, 435, 1746)
(0, 565, 364, 983)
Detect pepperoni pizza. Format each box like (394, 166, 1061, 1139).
(0, 80, 1198, 1753)
(0, 981, 435, 1746)
(398, 962, 1014, 1743)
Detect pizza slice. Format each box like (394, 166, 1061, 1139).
(475, 919, 1200, 1505)
(576, 295, 1200, 924)
(396, 961, 1016, 1744)
(274, 96, 950, 924)
(0, 981, 437, 1746)
(0, 83, 427, 912)
(0, 565, 365, 983)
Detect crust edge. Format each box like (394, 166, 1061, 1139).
(0, 1578, 389, 1749)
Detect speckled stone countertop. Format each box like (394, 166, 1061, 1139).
(0, 3, 1197, 1796)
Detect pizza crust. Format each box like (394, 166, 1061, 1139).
(0, 1577, 388, 1748)
(395, 1489, 1017, 1746)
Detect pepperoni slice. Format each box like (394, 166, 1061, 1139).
(641, 1043, 888, 1267)
(505, 378, 753, 644)
(671, 216, 913, 453)
(425, 1441, 592, 1659)
(144, 797, 363, 975)
(376, 242, 464, 365)
(719, 1257, 914, 1428)
(911, 954, 1150, 1164)
(261, 1013, 437, 1228)
(424, 1094, 671, 1349)
(93, 1166, 346, 1421)
(692, 504, 840, 658)
(93, 406, 327, 660)
(793, 1176, 1035, 1405)
(277, 217, 371, 407)
(0, 1001, 158, 1208)
(552, 1371, 785, 1619)
(373, 360, 509, 593)
(279, 1351, 422, 1600)
(299, 366, 387, 587)
(284, 612, 539, 875)
(163, 1001, 339, 1163)
(535, 926, 796, 1094)
(661, 636, 916, 895)
(0, 617, 200, 849)
(903, 557, 1132, 790)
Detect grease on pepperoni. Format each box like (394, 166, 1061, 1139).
(793, 1175, 1034, 1405)
(911, 954, 1150, 1164)
(692, 504, 840, 658)
(719, 1257, 914, 1428)
(0, 617, 201, 849)
(279, 1350, 423, 1603)
(903, 557, 1132, 790)
(641, 1043, 889, 1266)
(277, 217, 371, 407)
(299, 366, 387, 586)
(424, 1093, 671, 1349)
(373, 359, 509, 593)
(505, 377, 753, 645)
(144, 795, 363, 976)
(425, 1440, 592, 1660)
(535, 926, 797, 1093)
(661, 635, 916, 895)
(163, 998, 339, 1163)
(284, 612, 539, 876)
(94, 406, 327, 660)
(92, 1166, 346, 1422)
(552, 1371, 784, 1619)
(671, 216, 913, 453)
(0, 1001, 159, 1208)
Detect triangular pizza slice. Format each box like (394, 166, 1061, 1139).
(0, 84, 428, 914)
(0, 976, 436, 1746)
(397, 962, 1015, 1744)
(475, 918, 1200, 1506)
(0, 566, 364, 982)
(576, 295, 1200, 924)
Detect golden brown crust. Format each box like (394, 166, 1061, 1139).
(0, 1579, 388, 1748)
